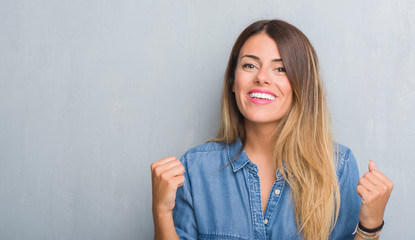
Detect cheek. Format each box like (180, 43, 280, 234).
(233, 70, 247, 92)
(280, 78, 293, 98)
(232, 78, 241, 94)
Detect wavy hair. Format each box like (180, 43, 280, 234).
(211, 20, 340, 240)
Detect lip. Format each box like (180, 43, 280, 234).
(248, 89, 277, 105)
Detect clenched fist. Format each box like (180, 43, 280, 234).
(151, 156, 186, 215)
(357, 160, 393, 229)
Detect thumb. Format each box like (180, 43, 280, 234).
(368, 159, 377, 172)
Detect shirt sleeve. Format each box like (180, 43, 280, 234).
(172, 152, 198, 240)
(330, 146, 362, 240)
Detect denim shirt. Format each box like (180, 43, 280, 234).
(173, 138, 361, 240)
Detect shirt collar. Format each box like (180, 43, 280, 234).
(227, 138, 287, 180)
(227, 138, 251, 172)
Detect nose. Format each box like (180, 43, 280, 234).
(255, 67, 271, 85)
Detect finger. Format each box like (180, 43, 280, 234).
(176, 175, 186, 187)
(369, 159, 377, 172)
(362, 172, 383, 186)
(161, 164, 186, 179)
(358, 177, 378, 194)
(356, 184, 370, 199)
(165, 175, 186, 190)
(151, 156, 177, 170)
(363, 174, 393, 199)
(152, 159, 182, 177)
(366, 170, 394, 190)
(369, 170, 393, 184)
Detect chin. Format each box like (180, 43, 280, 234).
(244, 115, 281, 125)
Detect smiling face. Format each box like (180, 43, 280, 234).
(232, 32, 293, 127)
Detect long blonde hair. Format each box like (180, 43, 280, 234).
(211, 20, 340, 240)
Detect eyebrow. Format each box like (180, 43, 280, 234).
(240, 54, 283, 62)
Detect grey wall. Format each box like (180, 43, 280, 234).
(1, 0, 413, 239)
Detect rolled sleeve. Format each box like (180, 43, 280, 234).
(172, 153, 198, 240)
(330, 146, 361, 239)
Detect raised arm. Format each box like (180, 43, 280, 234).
(151, 156, 185, 240)
(354, 160, 393, 240)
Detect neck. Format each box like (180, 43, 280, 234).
(243, 120, 278, 162)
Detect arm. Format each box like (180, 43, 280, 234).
(353, 160, 394, 240)
(153, 212, 179, 240)
(151, 156, 185, 240)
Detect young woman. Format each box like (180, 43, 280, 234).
(151, 20, 393, 240)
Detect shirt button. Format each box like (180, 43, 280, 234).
(264, 219, 269, 225)
(274, 189, 280, 195)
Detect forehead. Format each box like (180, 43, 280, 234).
(239, 32, 282, 59)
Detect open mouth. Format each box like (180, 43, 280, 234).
(247, 90, 277, 105)
(249, 92, 276, 101)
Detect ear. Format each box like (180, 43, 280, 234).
(232, 82, 235, 93)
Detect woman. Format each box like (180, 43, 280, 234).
(151, 20, 393, 240)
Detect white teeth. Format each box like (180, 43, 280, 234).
(249, 92, 276, 100)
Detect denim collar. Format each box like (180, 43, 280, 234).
(227, 138, 251, 172)
(227, 137, 286, 180)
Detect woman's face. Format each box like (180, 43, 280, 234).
(232, 32, 293, 127)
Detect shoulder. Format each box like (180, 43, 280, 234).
(334, 143, 359, 179)
(184, 141, 227, 155)
(180, 141, 229, 171)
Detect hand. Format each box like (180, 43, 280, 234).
(356, 160, 394, 229)
(151, 156, 186, 216)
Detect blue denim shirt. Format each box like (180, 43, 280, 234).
(173, 138, 361, 239)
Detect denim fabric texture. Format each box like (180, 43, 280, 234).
(172, 138, 361, 240)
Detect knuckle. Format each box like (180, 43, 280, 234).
(167, 156, 177, 162)
(154, 167, 162, 177)
(160, 172, 168, 181)
(151, 162, 160, 172)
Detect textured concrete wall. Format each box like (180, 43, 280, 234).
(1, 0, 413, 239)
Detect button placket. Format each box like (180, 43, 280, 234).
(244, 164, 267, 239)
(263, 179, 285, 234)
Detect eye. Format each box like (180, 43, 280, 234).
(242, 63, 257, 70)
(275, 67, 286, 73)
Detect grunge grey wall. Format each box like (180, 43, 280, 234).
(1, 0, 414, 239)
